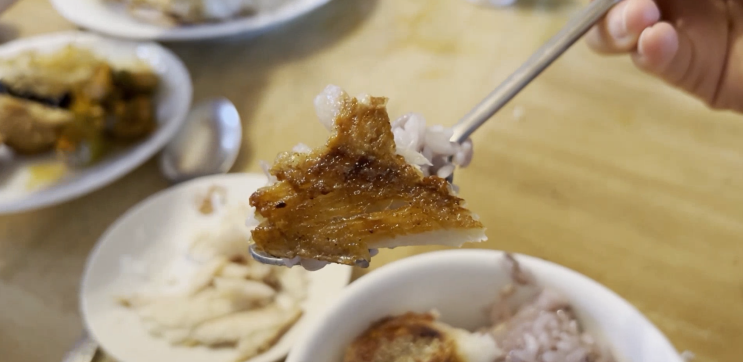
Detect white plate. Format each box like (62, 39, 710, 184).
(0, 31, 192, 214)
(81, 173, 353, 362)
(50, 0, 332, 41)
(287, 249, 683, 362)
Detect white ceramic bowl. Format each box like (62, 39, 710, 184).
(286, 249, 683, 362)
(81, 173, 353, 362)
(50, 0, 332, 41)
(0, 31, 192, 214)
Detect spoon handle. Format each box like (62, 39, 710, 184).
(451, 0, 622, 144)
(62, 334, 99, 362)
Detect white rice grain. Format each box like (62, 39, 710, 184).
(260, 160, 277, 185)
(313, 84, 349, 131)
(292, 143, 312, 154)
(436, 164, 455, 179)
(391, 112, 474, 179)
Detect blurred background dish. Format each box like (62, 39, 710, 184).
(0, 31, 191, 214)
(49, 0, 333, 41)
(159, 97, 242, 184)
(286, 249, 683, 362)
(81, 173, 353, 362)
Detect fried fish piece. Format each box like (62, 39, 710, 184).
(249, 93, 486, 266)
(0, 94, 74, 154)
(344, 312, 501, 362)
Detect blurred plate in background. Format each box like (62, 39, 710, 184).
(50, 0, 333, 41)
(0, 31, 192, 214)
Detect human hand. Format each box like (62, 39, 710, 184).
(586, 0, 743, 113)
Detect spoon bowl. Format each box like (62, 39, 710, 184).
(159, 98, 241, 183)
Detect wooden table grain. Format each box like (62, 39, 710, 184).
(1, 0, 742, 361)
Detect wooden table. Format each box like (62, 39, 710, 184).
(1, 0, 742, 361)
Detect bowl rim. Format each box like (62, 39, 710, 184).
(286, 248, 683, 362)
(49, 0, 334, 41)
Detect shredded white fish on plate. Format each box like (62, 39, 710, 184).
(118, 194, 308, 361)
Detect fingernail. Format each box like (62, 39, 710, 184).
(608, 1, 629, 41)
(636, 28, 648, 57)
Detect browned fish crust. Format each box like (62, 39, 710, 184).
(249, 95, 483, 265)
(343, 312, 465, 362)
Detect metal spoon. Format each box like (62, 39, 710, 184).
(62, 333, 99, 362)
(160, 97, 242, 183)
(63, 97, 242, 362)
(249, 244, 373, 268)
(248, 0, 622, 267)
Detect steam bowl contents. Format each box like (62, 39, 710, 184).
(249, 85, 483, 269)
(344, 254, 616, 362)
(285, 249, 684, 362)
(343, 311, 501, 362)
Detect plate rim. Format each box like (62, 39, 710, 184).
(0, 30, 193, 214)
(49, 0, 334, 41)
(79, 172, 354, 362)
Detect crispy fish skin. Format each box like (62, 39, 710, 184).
(249, 96, 483, 266)
(343, 312, 463, 362)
